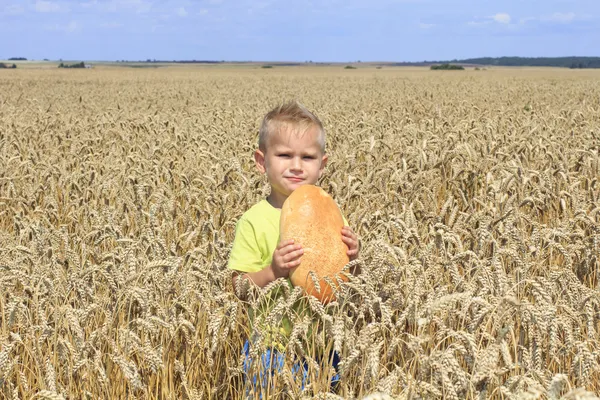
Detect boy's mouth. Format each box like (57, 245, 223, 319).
(286, 177, 303, 182)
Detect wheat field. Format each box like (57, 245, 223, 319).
(0, 65, 599, 399)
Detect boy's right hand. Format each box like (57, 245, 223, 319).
(270, 239, 304, 279)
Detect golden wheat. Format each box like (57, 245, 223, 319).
(0, 65, 599, 399)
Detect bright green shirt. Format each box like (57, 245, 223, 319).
(228, 200, 281, 273)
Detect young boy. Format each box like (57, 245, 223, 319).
(228, 101, 359, 393)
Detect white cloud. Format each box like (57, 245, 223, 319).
(519, 16, 536, 25)
(82, 0, 152, 14)
(541, 12, 576, 23)
(467, 19, 490, 27)
(100, 22, 123, 28)
(418, 22, 434, 29)
(176, 7, 188, 17)
(45, 20, 80, 33)
(199, 9, 208, 15)
(520, 12, 577, 25)
(115, 0, 152, 13)
(65, 21, 79, 32)
(468, 13, 512, 27)
(81, 0, 97, 8)
(35, 1, 61, 13)
(492, 13, 511, 24)
(2, 4, 25, 15)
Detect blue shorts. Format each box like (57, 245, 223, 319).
(242, 340, 340, 395)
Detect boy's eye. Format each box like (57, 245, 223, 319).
(303, 156, 316, 160)
(278, 153, 290, 158)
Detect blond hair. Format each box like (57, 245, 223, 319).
(258, 100, 325, 153)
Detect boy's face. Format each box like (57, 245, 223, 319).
(255, 125, 327, 208)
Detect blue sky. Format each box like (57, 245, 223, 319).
(0, 0, 598, 62)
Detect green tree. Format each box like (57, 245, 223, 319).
(431, 63, 464, 70)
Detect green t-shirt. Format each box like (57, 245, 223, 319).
(228, 200, 281, 273)
(228, 199, 347, 349)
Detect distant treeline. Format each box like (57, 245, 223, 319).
(13, 56, 595, 68)
(0, 63, 17, 69)
(430, 63, 464, 70)
(448, 57, 600, 69)
(59, 62, 86, 69)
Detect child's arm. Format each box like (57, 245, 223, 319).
(232, 239, 303, 289)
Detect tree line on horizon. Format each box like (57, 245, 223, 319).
(5, 56, 600, 68)
(58, 62, 87, 69)
(447, 56, 600, 69)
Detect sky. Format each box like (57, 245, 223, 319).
(0, 0, 598, 62)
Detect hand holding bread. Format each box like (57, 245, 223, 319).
(269, 239, 304, 279)
(341, 226, 359, 261)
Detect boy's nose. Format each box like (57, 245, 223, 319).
(290, 157, 302, 170)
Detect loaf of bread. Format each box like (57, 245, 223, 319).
(280, 185, 349, 303)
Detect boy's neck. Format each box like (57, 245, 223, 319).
(266, 193, 287, 209)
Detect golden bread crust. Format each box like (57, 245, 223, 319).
(280, 185, 349, 303)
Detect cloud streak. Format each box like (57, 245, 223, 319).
(45, 20, 80, 33)
(541, 12, 576, 23)
(99, 22, 124, 28)
(492, 13, 511, 24)
(2, 4, 25, 15)
(520, 12, 577, 23)
(80, 0, 152, 14)
(35, 1, 62, 13)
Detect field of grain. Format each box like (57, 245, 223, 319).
(1, 65, 599, 399)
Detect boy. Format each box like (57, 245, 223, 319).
(228, 100, 359, 393)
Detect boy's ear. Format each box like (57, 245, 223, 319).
(254, 149, 266, 173)
(318, 153, 328, 178)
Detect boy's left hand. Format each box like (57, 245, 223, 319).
(341, 226, 360, 261)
